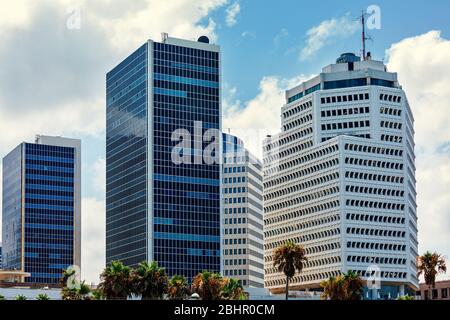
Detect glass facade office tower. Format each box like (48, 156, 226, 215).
(106, 35, 221, 279)
(1, 135, 81, 284)
(263, 53, 418, 298)
(222, 133, 264, 288)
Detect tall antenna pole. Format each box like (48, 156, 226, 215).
(361, 10, 366, 60)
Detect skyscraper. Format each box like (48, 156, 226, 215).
(1, 135, 81, 284)
(222, 133, 264, 288)
(263, 53, 418, 298)
(106, 35, 221, 279)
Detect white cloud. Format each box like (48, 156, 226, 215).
(223, 75, 311, 158)
(225, 2, 240, 27)
(300, 14, 359, 60)
(273, 28, 288, 46)
(386, 30, 450, 271)
(81, 197, 105, 284)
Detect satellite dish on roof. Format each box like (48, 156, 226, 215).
(197, 36, 210, 44)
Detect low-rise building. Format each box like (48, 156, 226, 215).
(417, 280, 450, 300)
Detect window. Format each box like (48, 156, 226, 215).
(442, 288, 448, 299)
(433, 289, 438, 299)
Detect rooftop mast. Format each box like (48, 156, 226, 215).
(360, 10, 372, 60)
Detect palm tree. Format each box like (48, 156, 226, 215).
(15, 295, 27, 301)
(131, 261, 168, 300)
(0, 294, 5, 300)
(192, 271, 224, 300)
(36, 294, 50, 301)
(167, 275, 190, 300)
(273, 240, 308, 300)
(342, 271, 364, 300)
(417, 251, 447, 300)
(221, 278, 246, 300)
(98, 261, 133, 300)
(320, 271, 364, 300)
(320, 275, 346, 300)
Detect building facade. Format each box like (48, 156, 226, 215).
(263, 53, 418, 299)
(0, 244, 2, 269)
(417, 280, 450, 300)
(106, 35, 222, 279)
(222, 133, 264, 288)
(1, 135, 81, 284)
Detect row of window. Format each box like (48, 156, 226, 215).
(223, 269, 247, 277)
(379, 94, 402, 103)
(224, 207, 247, 214)
(283, 113, 312, 131)
(223, 166, 246, 174)
(223, 187, 246, 194)
(223, 238, 246, 245)
(381, 134, 403, 143)
(265, 270, 341, 287)
(345, 157, 404, 170)
(380, 120, 403, 130)
(321, 120, 370, 131)
(264, 242, 341, 262)
(224, 217, 246, 225)
(321, 106, 370, 118)
(321, 93, 370, 105)
(380, 106, 402, 116)
(347, 241, 406, 252)
(345, 171, 404, 184)
(354, 269, 407, 279)
(278, 127, 313, 147)
(344, 143, 403, 157)
(347, 255, 406, 265)
(223, 176, 246, 184)
(346, 199, 405, 211)
(224, 259, 247, 266)
(346, 213, 405, 224)
(265, 227, 340, 250)
(224, 228, 247, 235)
(274, 140, 313, 161)
(265, 213, 340, 238)
(346, 227, 406, 238)
(223, 197, 247, 204)
(282, 100, 312, 119)
(223, 248, 247, 255)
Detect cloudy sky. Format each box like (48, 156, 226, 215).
(0, 0, 450, 284)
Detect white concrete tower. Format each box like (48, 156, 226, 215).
(263, 53, 418, 299)
(222, 133, 265, 288)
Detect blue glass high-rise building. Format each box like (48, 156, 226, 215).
(106, 35, 221, 279)
(1, 135, 81, 284)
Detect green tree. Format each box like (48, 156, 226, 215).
(273, 240, 307, 300)
(0, 294, 5, 300)
(131, 261, 168, 300)
(36, 294, 50, 300)
(15, 295, 27, 301)
(98, 261, 133, 300)
(320, 271, 365, 300)
(417, 251, 447, 300)
(397, 295, 415, 300)
(220, 278, 246, 300)
(192, 271, 223, 300)
(167, 275, 190, 300)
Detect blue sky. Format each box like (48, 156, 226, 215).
(0, 0, 450, 283)
(214, 0, 450, 103)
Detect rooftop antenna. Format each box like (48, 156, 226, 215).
(360, 10, 372, 60)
